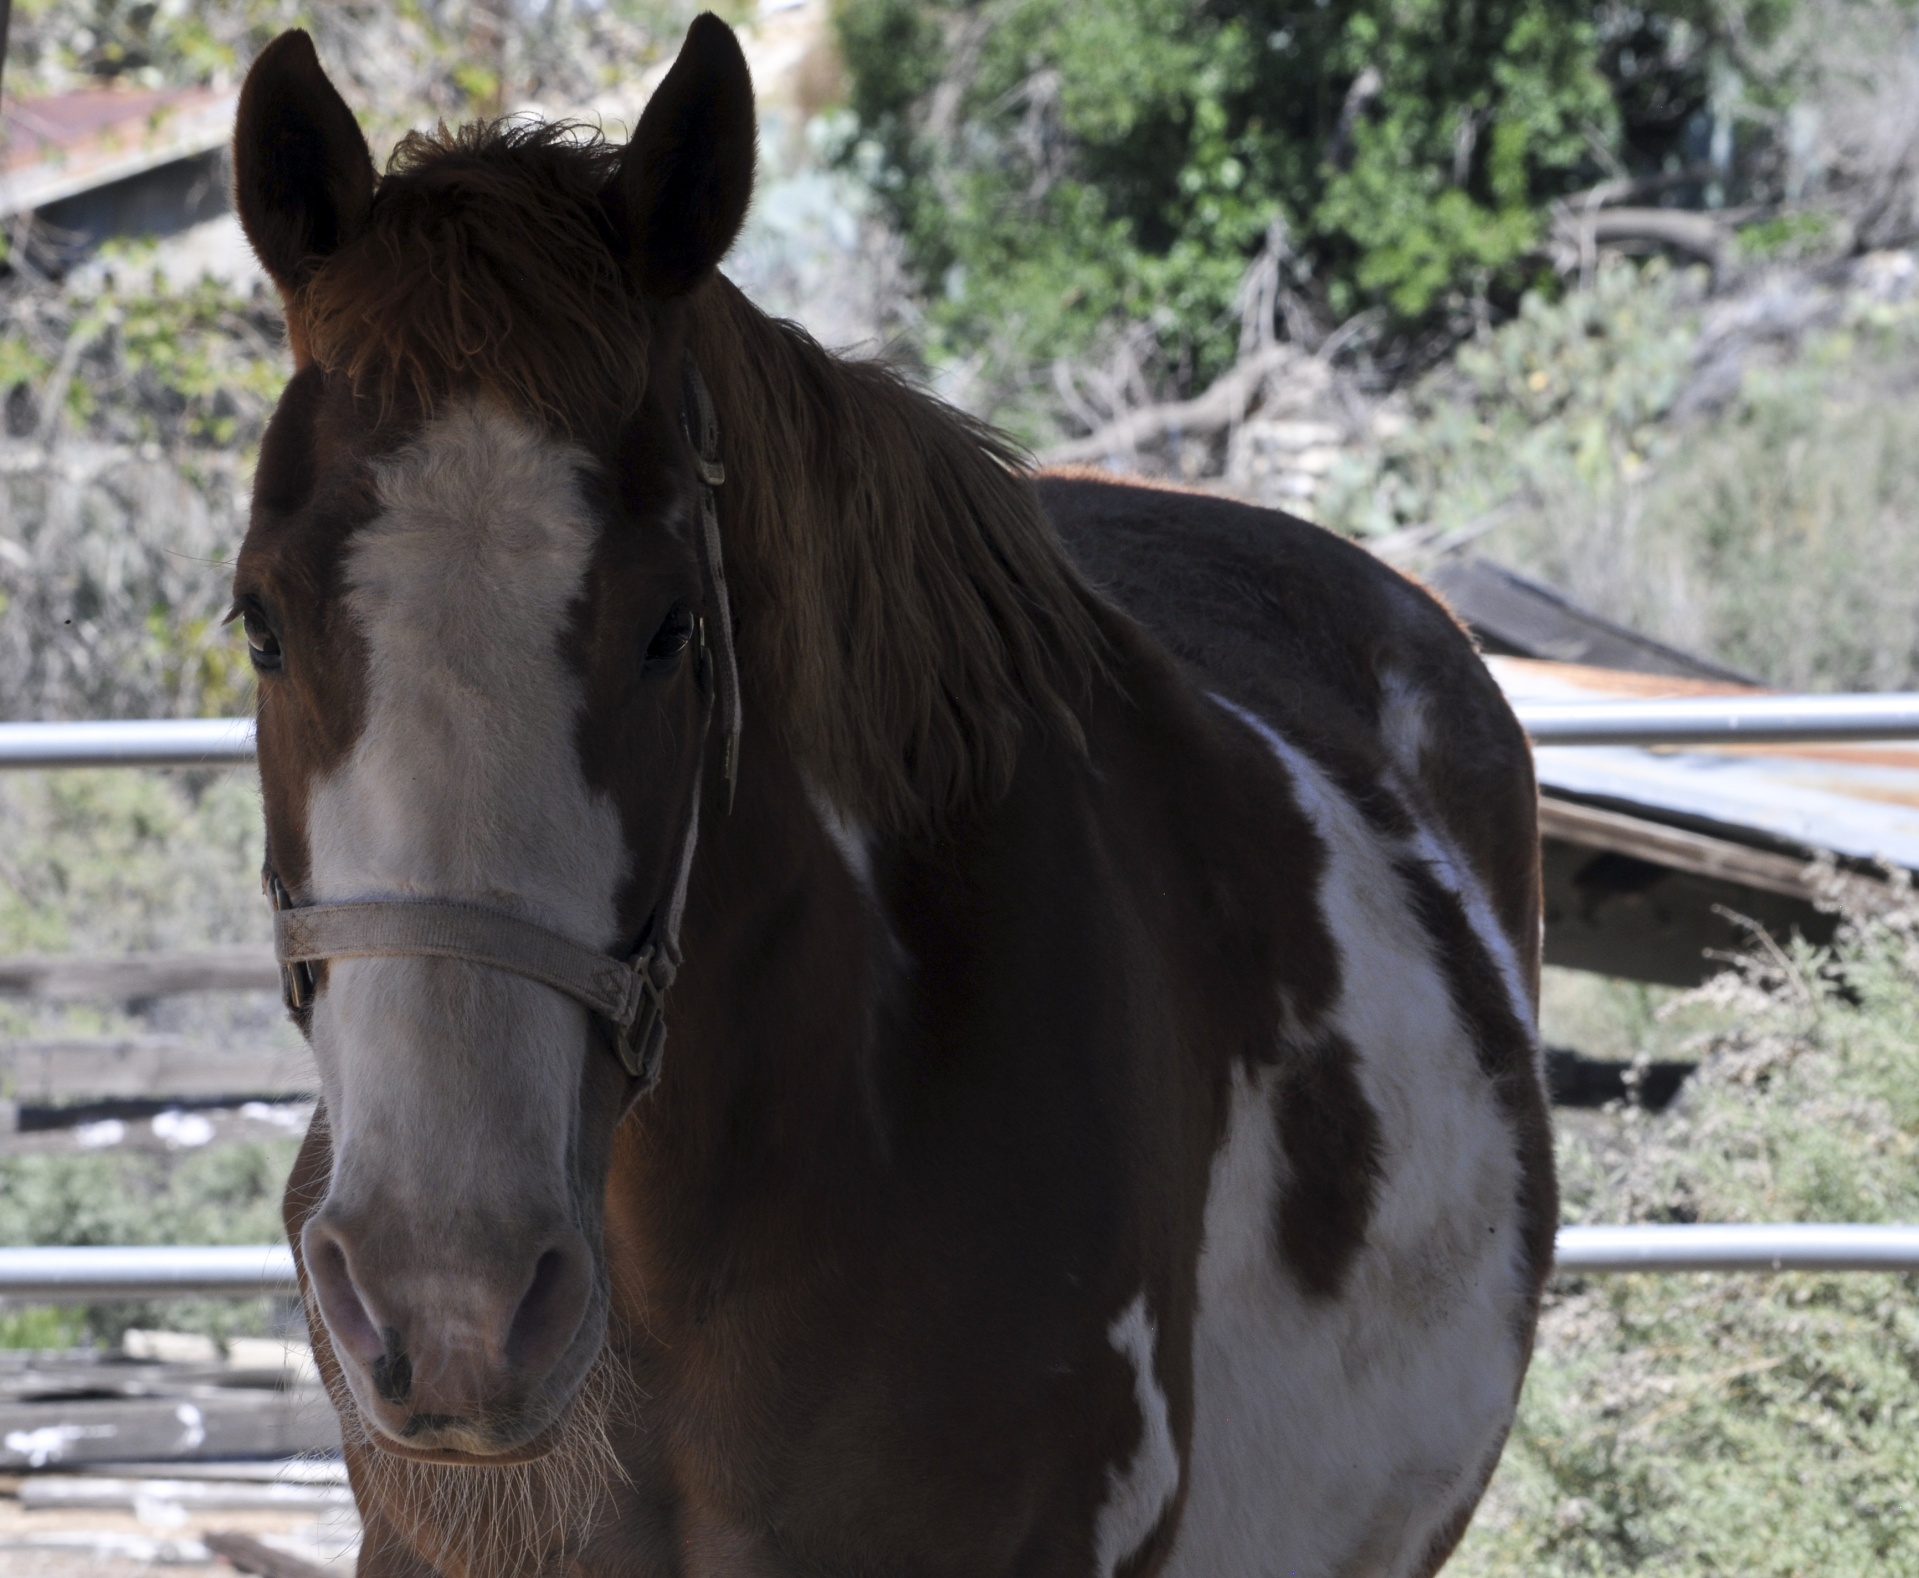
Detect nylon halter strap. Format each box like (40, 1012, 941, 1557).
(267, 363, 742, 1094)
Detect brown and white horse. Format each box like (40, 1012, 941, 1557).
(230, 18, 1553, 1576)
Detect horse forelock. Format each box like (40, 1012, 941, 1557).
(298, 120, 650, 438)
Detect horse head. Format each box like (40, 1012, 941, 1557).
(230, 16, 754, 1462)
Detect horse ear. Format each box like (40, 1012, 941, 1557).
(233, 30, 376, 295)
(607, 13, 756, 297)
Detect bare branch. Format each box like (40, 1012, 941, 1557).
(1039, 342, 1302, 466)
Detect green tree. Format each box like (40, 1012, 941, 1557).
(835, 0, 1799, 408)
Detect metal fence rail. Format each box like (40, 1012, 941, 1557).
(3, 700, 1917, 1285)
(0, 718, 255, 769)
(5, 694, 1919, 769)
(1554, 1223, 1919, 1273)
(1, 1232, 1915, 1300)
(0, 1246, 298, 1301)
(1519, 691, 1919, 747)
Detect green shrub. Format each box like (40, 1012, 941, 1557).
(835, 0, 1800, 417)
(0, 767, 267, 957)
(0, 273, 281, 724)
(0, 1305, 89, 1349)
(1456, 901, 1919, 1574)
(0, 1143, 296, 1253)
(1325, 256, 1919, 691)
(1617, 329, 1919, 691)
(1323, 256, 1702, 537)
(0, 1142, 302, 1347)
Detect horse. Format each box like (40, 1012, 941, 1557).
(229, 17, 1553, 1576)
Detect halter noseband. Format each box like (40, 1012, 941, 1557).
(266, 364, 742, 1094)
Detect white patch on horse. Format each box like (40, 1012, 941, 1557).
(1165, 697, 1533, 1577)
(304, 402, 625, 1233)
(1377, 666, 1430, 784)
(1095, 1294, 1180, 1577)
(802, 778, 906, 1164)
(1400, 817, 1538, 1049)
(803, 780, 879, 908)
(1377, 667, 1538, 1047)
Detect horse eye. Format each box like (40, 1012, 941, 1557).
(242, 609, 283, 670)
(645, 605, 696, 664)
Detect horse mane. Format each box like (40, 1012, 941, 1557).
(294, 120, 1107, 832)
(687, 282, 1106, 828)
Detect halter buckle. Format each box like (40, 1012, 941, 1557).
(617, 943, 672, 1087)
(264, 870, 315, 1014)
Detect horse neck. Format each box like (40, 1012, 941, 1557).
(606, 715, 891, 1279)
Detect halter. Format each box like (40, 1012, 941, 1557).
(266, 363, 742, 1094)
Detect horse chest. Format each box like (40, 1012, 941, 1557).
(604, 1216, 1197, 1574)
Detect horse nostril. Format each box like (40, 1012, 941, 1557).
(372, 1332, 413, 1404)
(303, 1226, 385, 1366)
(505, 1245, 590, 1374)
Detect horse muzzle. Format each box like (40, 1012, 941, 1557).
(302, 1209, 604, 1458)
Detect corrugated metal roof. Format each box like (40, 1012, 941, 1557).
(1430, 557, 1758, 683)
(1493, 656, 1919, 869)
(0, 86, 235, 217)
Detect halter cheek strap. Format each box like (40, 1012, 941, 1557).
(683, 361, 741, 810)
(266, 362, 740, 1094)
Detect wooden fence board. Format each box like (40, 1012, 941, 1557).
(0, 1037, 316, 1105)
(0, 1388, 341, 1466)
(1538, 794, 1826, 899)
(0, 950, 279, 1000)
(0, 1355, 297, 1401)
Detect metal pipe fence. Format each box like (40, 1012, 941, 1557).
(0, 1245, 298, 1301)
(6, 692, 1919, 769)
(3, 696, 1918, 1282)
(1554, 1223, 1919, 1273)
(0, 717, 256, 769)
(1518, 691, 1919, 747)
(2, 1230, 1916, 1301)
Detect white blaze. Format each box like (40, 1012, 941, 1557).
(304, 401, 626, 1232)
